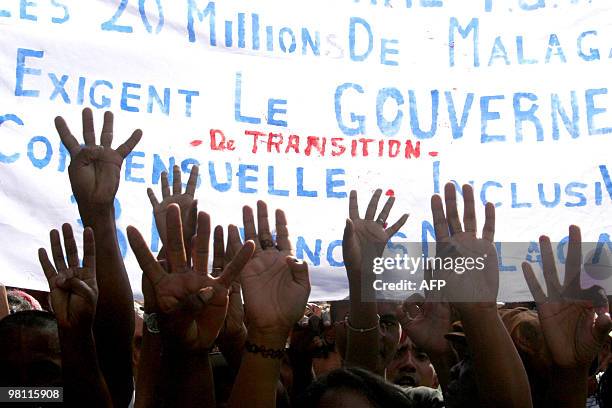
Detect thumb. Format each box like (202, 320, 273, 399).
(286, 256, 310, 288)
(342, 218, 357, 268)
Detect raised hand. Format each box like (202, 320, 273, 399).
(55, 108, 142, 212)
(128, 204, 255, 350)
(430, 183, 498, 309)
(38, 224, 98, 329)
(522, 225, 612, 368)
(343, 189, 408, 278)
(211, 224, 247, 342)
(240, 201, 310, 346)
(147, 165, 199, 250)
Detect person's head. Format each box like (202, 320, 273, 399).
(386, 335, 438, 389)
(0, 310, 61, 386)
(297, 367, 413, 408)
(376, 302, 402, 372)
(7, 289, 42, 314)
(499, 307, 552, 408)
(334, 302, 402, 374)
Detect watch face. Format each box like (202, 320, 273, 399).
(144, 313, 160, 333)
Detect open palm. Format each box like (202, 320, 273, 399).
(240, 201, 310, 336)
(522, 226, 612, 368)
(38, 224, 98, 329)
(55, 108, 142, 209)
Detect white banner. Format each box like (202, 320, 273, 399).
(1, 0, 612, 300)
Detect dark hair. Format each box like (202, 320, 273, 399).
(0, 310, 57, 332)
(295, 367, 413, 408)
(598, 364, 611, 408)
(7, 293, 34, 314)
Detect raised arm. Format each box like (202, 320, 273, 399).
(38, 224, 111, 407)
(55, 108, 141, 406)
(229, 201, 310, 408)
(522, 225, 612, 408)
(129, 204, 255, 407)
(431, 183, 532, 408)
(342, 189, 408, 375)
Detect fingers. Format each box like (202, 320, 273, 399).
(430, 195, 449, 241)
(60, 276, 96, 301)
(193, 212, 211, 275)
(257, 200, 274, 249)
(377, 196, 394, 224)
(166, 204, 187, 272)
(349, 190, 359, 220)
(275, 209, 293, 251)
(482, 202, 495, 242)
(242, 205, 261, 251)
(82, 227, 96, 270)
(227, 224, 242, 259)
(54, 116, 80, 156)
(127, 226, 166, 286)
(364, 188, 382, 220)
(342, 219, 356, 270)
(38, 248, 57, 283)
(50, 229, 68, 272)
(521, 262, 547, 303)
(161, 171, 171, 199)
(116, 129, 143, 158)
(444, 183, 462, 235)
(287, 257, 310, 289)
(172, 165, 182, 195)
(100, 111, 114, 148)
(82, 108, 96, 146)
(386, 214, 409, 239)
(220, 240, 256, 287)
(185, 165, 199, 197)
(147, 188, 160, 208)
(61, 223, 79, 268)
(563, 225, 582, 295)
(539, 235, 562, 299)
(212, 225, 225, 277)
(462, 185, 477, 236)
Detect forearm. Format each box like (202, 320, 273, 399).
(547, 366, 588, 408)
(460, 308, 532, 408)
(288, 350, 315, 401)
(163, 349, 215, 408)
(229, 332, 285, 408)
(135, 330, 163, 408)
(60, 328, 112, 408)
(218, 333, 246, 372)
(81, 206, 135, 406)
(346, 267, 380, 374)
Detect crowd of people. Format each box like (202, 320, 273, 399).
(0, 108, 611, 407)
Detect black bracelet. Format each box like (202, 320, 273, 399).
(244, 340, 285, 359)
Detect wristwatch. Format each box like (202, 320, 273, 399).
(143, 312, 160, 334)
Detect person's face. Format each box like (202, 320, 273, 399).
(377, 305, 402, 372)
(387, 336, 437, 388)
(0, 325, 62, 386)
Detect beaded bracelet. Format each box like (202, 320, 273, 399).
(344, 314, 380, 333)
(244, 340, 285, 359)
